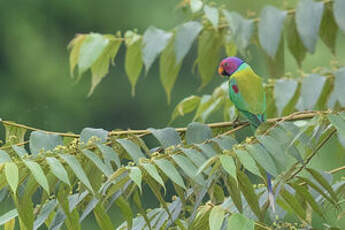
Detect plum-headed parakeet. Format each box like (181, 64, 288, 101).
(218, 56, 275, 211)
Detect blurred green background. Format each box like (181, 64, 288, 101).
(1, 0, 345, 228)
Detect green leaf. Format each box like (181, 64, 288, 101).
(78, 33, 109, 75)
(196, 156, 217, 175)
(246, 144, 279, 177)
(89, 36, 122, 96)
(224, 39, 237, 57)
(82, 149, 113, 177)
(227, 213, 254, 230)
(60, 155, 94, 193)
(129, 167, 142, 192)
(154, 158, 186, 189)
(29, 131, 63, 155)
(226, 175, 243, 213)
(171, 95, 201, 122)
(209, 206, 224, 230)
(186, 122, 212, 144)
(94, 203, 114, 230)
(334, 0, 345, 33)
(3, 123, 26, 144)
(172, 154, 205, 185)
(46, 157, 71, 186)
(329, 114, 345, 138)
(328, 68, 345, 108)
(219, 155, 237, 179)
(5, 162, 18, 193)
(142, 163, 165, 190)
(0, 150, 11, 163)
(212, 136, 237, 150)
(306, 168, 338, 201)
(174, 21, 202, 63)
(149, 127, 181, 148)
(97, 144, 121, 168)
(204, 5, 219, 30)
(233, 149, 260, 177)
(222, 10, 254, 54)
(266, 35, 285, 78)
(190, 0, 203, 13)
(68, 34, 86, 78)
(116, 139, 146, 164)
(0, 209, 17, 226)
(286, 15, 307, 67)
(33, 200, 57, 230)
(197, 29, 224, 88)
(274, 79, 298, 116)
(280, 187, 306, 220)
(258, 6, 287, 58)
(296, 74, 326, 111)
(160, 37, 182, 103)
(124, 32, 143, 96)
(24, 160, 50, 194)
(115, 196, 133, 229)
(193, 95, 223, 122)
(237, 171, 261, 220)
(289, 183, 324, 218)
(180, 147, 207, 168)
(80, 128, 108, 144)
(320, 4, 338, 54)
(295, 0, 324, 53)
(142, 26, 172, 73)
(12, 145, 27, 158)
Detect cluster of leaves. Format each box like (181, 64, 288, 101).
(0, 110, 344, 229)
(68, 0, 345, 103)
(171, 67, 345, 125)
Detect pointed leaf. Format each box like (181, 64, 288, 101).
(129, 167, 142, 192)
(117, 139, 145, 164)
(5, 162, 18, 193)
(174, 21, 202, 63)
(142, 163, 165, 190)
(295, 0, 324, 53)
(33, 200, 57, 230)
(172, 154, 205, 185)
(12, 146, 27, 158)
(24, 160, 50, 194)
(180, 147, 207, 168)
(219, 155, 237, 178)
(307, 168, 338, 201)
(160, 37, 182, 103)
(149, 127, 181, 148)
(78, 33, 109, 75)
(171, 95, 200, 122)
(258, 6, 287, 58)
(124, 32, 143, 96)
(320, 4, 338, 54)
(89, 37, 122, 96)
(46, 157, 71, 186)
(114, 196, 133, 229)
(280, 187, 306, 220)
(297, 74, 326, 111)
(80, 128, 108, 144)
(233, 149, 260, 177)
(328, 68, 345, 108)
(68, 34, 86, 77)
(274, 79, 298, 116)
(190, 0, 203, 13)
(82, 149, 113, 177)
(186, 122, 212, 144)
(209, 206, 224, 230)
(197, 29, 224, 88)
(227, 213, 254, 230)
(97, 144, 121, 168)
(286, 15, 307, 67)
(223, 10, 254, 53)
(94, 203, 114, 230)
(0, 150, 11, 163)
(204, 5, 219, 30)
(60, 155, 94, 193)
(29, 131, 63, 155)
(334, 0, 345, 33)
(154, 158, 186, 189)
(0, 209, 17, 226)
(142, 26, 172, 72)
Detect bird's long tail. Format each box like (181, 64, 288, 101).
(266, 172, 275, 213)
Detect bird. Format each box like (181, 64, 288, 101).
(218, 56, 275, 212)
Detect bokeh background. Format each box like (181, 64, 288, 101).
(1, 0, 345, 228)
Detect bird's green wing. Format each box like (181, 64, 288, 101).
(230, 66, 266, 115)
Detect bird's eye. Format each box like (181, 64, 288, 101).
(223, 62, 228, 67)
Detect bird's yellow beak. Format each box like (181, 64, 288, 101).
(218, 65, 224, 77)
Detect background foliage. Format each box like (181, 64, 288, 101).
(1, 0, 345, 229)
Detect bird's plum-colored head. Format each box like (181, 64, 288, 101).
(218, 57, 244, 77)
